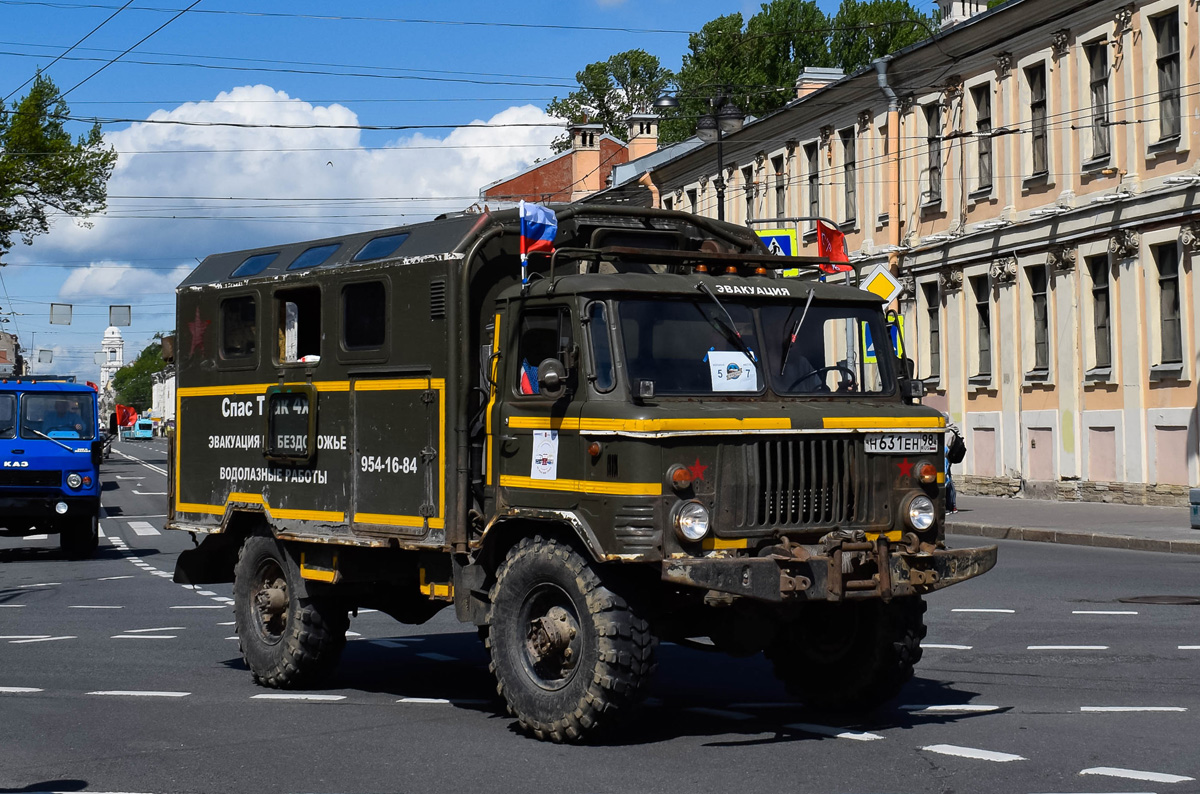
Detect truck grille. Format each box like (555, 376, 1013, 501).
(0, 470, 61, 488)
(730, 436, 884, 530)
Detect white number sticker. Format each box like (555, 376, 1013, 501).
(360, 455, 419, 474)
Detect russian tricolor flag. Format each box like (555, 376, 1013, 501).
(519, 200, 557, 259)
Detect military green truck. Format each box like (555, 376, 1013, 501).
(168, 205, 996, 742)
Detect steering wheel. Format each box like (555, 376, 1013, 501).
(791, 365, 857, 393)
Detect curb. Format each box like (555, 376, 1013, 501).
(946, 521, 1200, 556)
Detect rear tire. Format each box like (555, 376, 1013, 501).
(766, 596, 926, 712)
(59, 515, 99, 560)
(485, 535, 656, 743)
(233, 535, 348, 688)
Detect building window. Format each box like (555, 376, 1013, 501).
(1085, 41, 1110, 162)
(772, 155, 786, 219)
(1027, 265, 1049, 373)
(663, 196, 674, 212)
(878, 123, 889, 223)
(1087, 255, 1111, 371)
(1153, 11, 1181, 141)
(1026, 64, 1048, 175)
(742, 166, 755, 221)
(922, 282, 940, 380)
(804, 142, 819, 226)
(971, 275, 991, 378)
(840, 128, 856, 224)
(1155, 242, 1182, 365)
(971, 84, 992, 192)
(924, 104, 942, 206)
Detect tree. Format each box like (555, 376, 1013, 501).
(0, 73, 116, 259)
(111, 337, 164, 412)
(545, 50, 673, 153)
(829, 1, 933, 76)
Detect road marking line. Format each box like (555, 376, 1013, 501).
(112, 635, 177, 640)
(398, 697, 450, 704)
(251, 693, 346, 701)
(1, 635, 51, 640)
(131, 491, 167, 496)
(17, 582, 60, 588)
(195, 590, 216, 596)
(69, 605, 123, 609)
(124, 627, 185, 633)
(23, 534, 48, 540)
(371, 639, 407, 648)
(225, 636, 239, 640)
(921, 643, 973, 650)
(357, 608, 378, 613)
(1081, 706, 1186, 712)
(153, 572, 173, 578)
(951, 608, 1015, 613)
(11, 636, 75, 644)
(127, 521, 161, 536)
(346, 631, 361, 637)
(1179, 645, 1200, 650)
(902, 704, 1002, 713)
(686, 707, 755, 721)
(786, 723, 884, 741)
(922, 744, 1026, 762)
(1027, 645, 1109, 650)
(113, 448, 167, 476)
(1080, 767, 1195, 783)
(98, 575, 134, 581)
(0, 687, 43, 693)
(417, 652, 457, 662)
(217, 621, 235, 626)
(0, 605, 26, 608)
(88, 690, 190, 698)
(213, 597, 234, 603)
(1072, 610, 1138, 615)
(170, 605, 226, 609)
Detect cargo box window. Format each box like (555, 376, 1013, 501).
(231, 252, 279, 278)
(264, 385, 314, 462)
(21, 393, 95, 440)
(342, 281, 386, 349)
(220, 296, 257, 359)
(288, 243, 340, 271)
(516, 309, 572, 396)
(352, 232, 409, 262)
(276, 287, 321, 364)
(0, 393, 14, 438)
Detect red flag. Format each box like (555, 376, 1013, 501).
(816, 221, 853, 274)
(116, 404, 138, 427)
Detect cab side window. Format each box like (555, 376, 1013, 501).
(342, 281, 386, 350)
(275, 286, 321, 363)
(516, 309, 572, 396)
(220, 296, 257, 359)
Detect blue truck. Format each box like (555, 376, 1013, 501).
(0, 380, 103, 558)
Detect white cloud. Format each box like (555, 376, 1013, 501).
(58, 262, 192, 300)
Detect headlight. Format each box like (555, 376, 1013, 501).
(66, 473, 82, 489)
(907, 495, 935, 531)
(673, 500, 711, 541)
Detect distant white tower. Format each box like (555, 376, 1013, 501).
(99, 325, 124, 391)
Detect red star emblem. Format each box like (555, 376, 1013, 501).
(687, 458, 708, 482)
(897, 458, 913, 476)
(188, 307, 210, 356)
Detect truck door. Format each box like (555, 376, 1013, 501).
(492, 304, 583, 505)
(350, 374, 444, 539)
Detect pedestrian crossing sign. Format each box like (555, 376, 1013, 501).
(756, 228, 797, 258)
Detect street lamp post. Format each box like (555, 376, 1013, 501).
(654, 92, 745, 221)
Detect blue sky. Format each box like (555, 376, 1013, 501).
(0, 0, 892, 378)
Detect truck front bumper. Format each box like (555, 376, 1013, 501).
(661, 541, 998, 603)
(0, 494, 101, 531)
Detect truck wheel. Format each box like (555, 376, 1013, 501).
(233, 535, 348, 689)
(486, 535, 656, 743)
(59, 516, 99, 560)
(766, 596, 926, 711)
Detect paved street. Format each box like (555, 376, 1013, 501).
(2, 438, 1199, 793)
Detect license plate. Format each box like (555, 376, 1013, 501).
(864, 433, 938, 455)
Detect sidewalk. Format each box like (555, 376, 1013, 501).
(945, 495, 1200, 555)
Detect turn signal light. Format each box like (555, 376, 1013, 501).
(668, 464, 694, 491)
(587, 441, 602, 458)
(916, 461, 938, 484)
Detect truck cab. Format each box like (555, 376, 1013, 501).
(0, 380, 102, 558)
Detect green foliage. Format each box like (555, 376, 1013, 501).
(830, 0, 933, 74)
(0, 73, 116, 257)
(546, 50, 673, 153)
(111, 339, 164, 412)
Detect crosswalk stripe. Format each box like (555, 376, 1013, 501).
(127, 521, 161, 536)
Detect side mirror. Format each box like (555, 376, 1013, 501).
(537, 358, 568, 399)
(900, 378, 925, 402)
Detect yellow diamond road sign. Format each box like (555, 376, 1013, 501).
(861, 264, 903, 303)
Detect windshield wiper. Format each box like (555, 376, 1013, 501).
(696, 282, 757, 364)
(28, 428, 87, 453)
(779, 288, 816, 376)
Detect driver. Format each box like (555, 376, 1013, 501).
(44, 398, 85, 434)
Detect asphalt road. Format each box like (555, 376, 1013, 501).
(2, 438, 1199, 793)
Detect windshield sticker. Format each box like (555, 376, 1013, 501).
(708, 351, 758, 392)
(531, 429, 559, 480)
(714, 285, 791, 297)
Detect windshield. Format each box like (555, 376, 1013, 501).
(0, 394, 14, 438)
(617, 299, 894, 397)
(21, 393, 96, 440)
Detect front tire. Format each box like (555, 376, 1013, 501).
(485, 535, 656, 743)
(233, 535, 348, 688)
(59, 515, 99, 560)
(766, 596, 926, 712)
